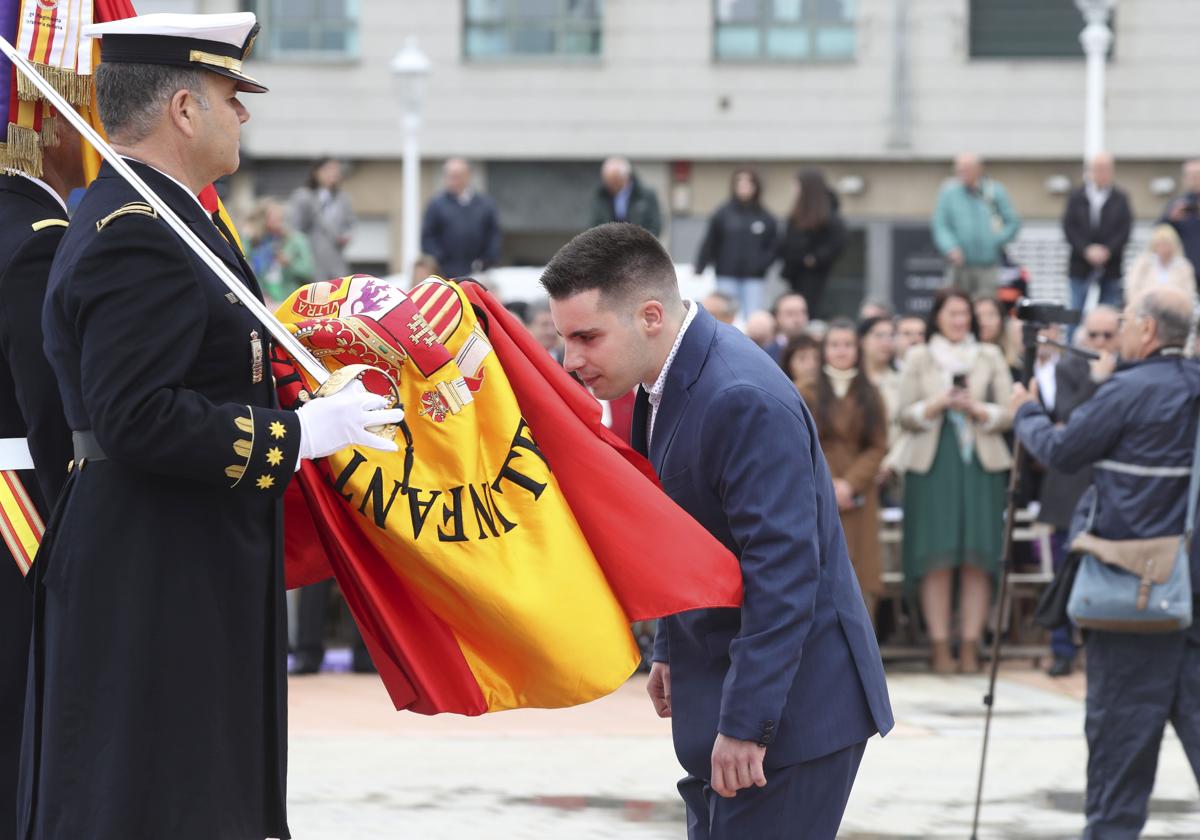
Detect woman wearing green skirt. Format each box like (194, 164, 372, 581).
(894, 288, 1013, 673)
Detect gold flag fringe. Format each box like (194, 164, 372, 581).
(16, 63, 93, 108)
(39, 115, 58, 147)
(0, 124, 43, 178)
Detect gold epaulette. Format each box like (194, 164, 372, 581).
(96, 202, 157, 231)
(31, 218, 68, 232)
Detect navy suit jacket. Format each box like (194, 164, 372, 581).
(643, 305, 893, 778)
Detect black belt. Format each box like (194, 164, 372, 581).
(72, 430, 108, 464)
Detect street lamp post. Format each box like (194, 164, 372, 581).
(390, 37, 431, 289)
(1076, 0, 1117, 162)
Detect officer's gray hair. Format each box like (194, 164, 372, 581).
(1136, 287, 1195, 346)
(95, 63, 210, 144)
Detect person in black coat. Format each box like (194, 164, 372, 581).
(778, 169, 847, 318)
(1160, 158, 1200, 280)
(20, 15, 402, 840)
(0, 124, 83, 840)
(695, 167, 778, 319)
(1062, 152, 1133, 313)
(420, 157, 501, 279)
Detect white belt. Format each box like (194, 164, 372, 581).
(0, 437, 34, 471)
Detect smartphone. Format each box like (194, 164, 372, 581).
(952, 373, 968, 390)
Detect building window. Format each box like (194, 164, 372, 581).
(244, 0, 359, 61)
(714, 0, 856, 62)
(970, 0, 1109, 59)
(464, 0, 603, 60)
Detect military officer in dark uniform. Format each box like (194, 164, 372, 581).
(18, 13, 402, 840)
(0, 111, 84, 840)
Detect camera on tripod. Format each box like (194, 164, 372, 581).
(1014, 298, 1082, 327)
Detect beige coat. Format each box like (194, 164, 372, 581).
(1124, 253, 1197, 304)
(892, 339, 1014, 474)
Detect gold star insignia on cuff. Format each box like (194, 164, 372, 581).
(256, 474, 276, 490)
(265, 447, 284, 467)
(269, 421, 287, 439)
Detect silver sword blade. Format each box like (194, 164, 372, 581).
(0, 35, 329, 386)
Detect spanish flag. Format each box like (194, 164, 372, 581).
(276, 276, 742, 714)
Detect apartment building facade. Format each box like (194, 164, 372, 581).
(160, 0, 1197, 311)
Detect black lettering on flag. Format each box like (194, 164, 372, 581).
(484, 483, 518, 534)
(331, 450, 369, 502)
(406, 487, 443, 539)
(438, 485, 469, 542)
(359, 466, 404, 529)
(492, 419, 550, 500)
(469, 483, 500, 540)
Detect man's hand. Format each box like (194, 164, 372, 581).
(1084, 243, 1110, 266)
(1009, 381, 1038, 415)
(1090, 350, 1118, 383)
(647, 661, 671, 718)
(711, 734, 767, 798)
(947, 248, 964, 267)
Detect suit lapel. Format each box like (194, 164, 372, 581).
(649, 305, 717, 474)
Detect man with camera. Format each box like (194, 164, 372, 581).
(1161, 158, 1200, 282)
(1010, 286, 1200, 839)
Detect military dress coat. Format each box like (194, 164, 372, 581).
(0, 174, 73, 840)
(19, 160, 302, 840)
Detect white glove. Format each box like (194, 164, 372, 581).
(297, 379, 406, 461)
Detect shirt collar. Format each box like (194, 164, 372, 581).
(121, 156, 205, 211)
(645, 299, 697, 403)
(6, 170, 68, 214)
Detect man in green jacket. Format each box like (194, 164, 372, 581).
(931, 153, 1021, 296)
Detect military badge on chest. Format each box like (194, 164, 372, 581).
(250, 330, 264, 384)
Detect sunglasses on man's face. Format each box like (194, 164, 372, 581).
(1087, 330, 1116, 340)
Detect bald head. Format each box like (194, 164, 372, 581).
(745, 310, 776, 347)
(1184, 159, 1200, 195)
(601, 156, 632, 195)
(1082, 305, 1120, 353)
(443, 157, 471, 195)
(1088, 152, 1115, 189)
(955, 153, 983, 188)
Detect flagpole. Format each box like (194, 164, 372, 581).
(0, 35, 330, 386)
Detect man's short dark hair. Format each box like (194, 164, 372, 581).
(540, 222, 679, 309)
(95, 62, 209, 143)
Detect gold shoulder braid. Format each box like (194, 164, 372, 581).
(31, 218, 69, 232)
(96, 202, 157, 232)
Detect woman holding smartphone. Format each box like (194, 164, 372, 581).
(893, 288, 1014, 673)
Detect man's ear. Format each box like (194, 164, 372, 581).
(169, 88, 200, 139)
(639, 299, 665, 337)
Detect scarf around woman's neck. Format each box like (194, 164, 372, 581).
(823, 365, 858, 399)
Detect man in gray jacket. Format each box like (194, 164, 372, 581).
(1011, 286, 1200, 839)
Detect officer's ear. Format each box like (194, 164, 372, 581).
(169, 87, 204, 139)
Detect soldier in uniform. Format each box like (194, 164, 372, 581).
(0, 102, 84, 840)
(18, 13, 402, 840)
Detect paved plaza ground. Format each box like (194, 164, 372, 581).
(285, 665, 1199, 839)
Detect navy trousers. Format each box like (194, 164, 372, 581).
(1083, 624, 1200, 839)
(678, 741, 866, 840)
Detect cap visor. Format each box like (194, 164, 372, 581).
(205, 65, 269, 94)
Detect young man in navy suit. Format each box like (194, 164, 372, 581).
(544, 223, 893, 839)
